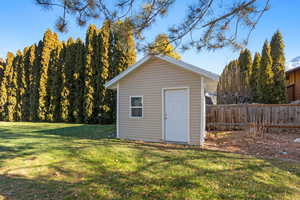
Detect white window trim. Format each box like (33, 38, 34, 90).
(129, 96, 143, 119)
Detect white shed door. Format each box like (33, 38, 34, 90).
(164, 89, 188, 142)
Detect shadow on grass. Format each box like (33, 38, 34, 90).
(0, 149, 298, 200)
(0, 174, 74, 200)
(0, 124, 120, 168)
(34, 124, 116, 140)
(0, 124, 115, 140)
(0, 123, 299, 199)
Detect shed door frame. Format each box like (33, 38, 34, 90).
(162, 87, 190, 144)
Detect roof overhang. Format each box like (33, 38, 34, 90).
(286, 66, 300, 74)
(104, 55, 219, 89)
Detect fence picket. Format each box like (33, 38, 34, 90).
(206, 104, 300, 130)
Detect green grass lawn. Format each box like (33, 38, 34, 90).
(0, 122, 299, 200)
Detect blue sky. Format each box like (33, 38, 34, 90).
(1, 1, 299, 74)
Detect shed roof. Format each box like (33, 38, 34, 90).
(104, 55, 219, 89)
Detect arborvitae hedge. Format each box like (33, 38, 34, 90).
(0, 21, 136, 123)
(15, 50, 26, 121)
(270, 31, 287, 104)
(72, 39, 85, 122)
(6, 52, 17, 121)
(250, 52, 261, 102)
(83, 25, 97, 123)
(258, 40, 274, 103)
(217, 31, 287, 104)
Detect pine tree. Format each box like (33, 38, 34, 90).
(250, 52, 261, 102)
(6, 52, 17, 121)
(83, 25, 97, 123)
(150, 34, 181, 60)
(38, 29, 57, 121)
(72, 39, 85, 122)
(270, 31, 287, 103)
(258, 40, 274, 103)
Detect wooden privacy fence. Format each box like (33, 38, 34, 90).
(206, 104, 300, 130)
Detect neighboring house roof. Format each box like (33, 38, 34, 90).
(104, 55, 219, 89)
(286, 66, 300, 74)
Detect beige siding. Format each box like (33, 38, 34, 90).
(119, 57, 205, 145)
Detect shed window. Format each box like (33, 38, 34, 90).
(130, 96, 143, 118)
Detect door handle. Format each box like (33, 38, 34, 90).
(164, 113, 168, 120)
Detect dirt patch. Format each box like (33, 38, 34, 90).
(204, 131, 300, 161)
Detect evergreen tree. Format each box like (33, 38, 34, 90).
(270, 31, 287, 103)
(26, 45, 37, 121)
(238, 49, 252, 102)
(217, 64, 228, 104)
(0, 62, 4, 84)
(230, 60, 240, 103)
(102, 20, 137, 123)
(217, 60, 239, 104)
(216, 79, 222, 104)
(60, 38, 75, 122)
(0, 23, 137, 124)
(6, 52, 17, 121)
(0, 59, 9, 120)
(30, 41, 43, 121)
(0, 64, 4, 117)
(83, 25, 97, 123)
(123, 19, 137, 66)
(150, 34, 181, 60)
(258, 40, 274, 103)
(47, 41, 63, 121)
(227, 62, 234, 103)
(15, 50, 26, 121)
(72, 39, 85, 122)
(38, 30, 57, 121)
(250, 52, 261, 102)
(23, 46, 35, 121)
(96, 21, 110, 123)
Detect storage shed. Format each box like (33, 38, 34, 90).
(105, 55, 219, 145)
